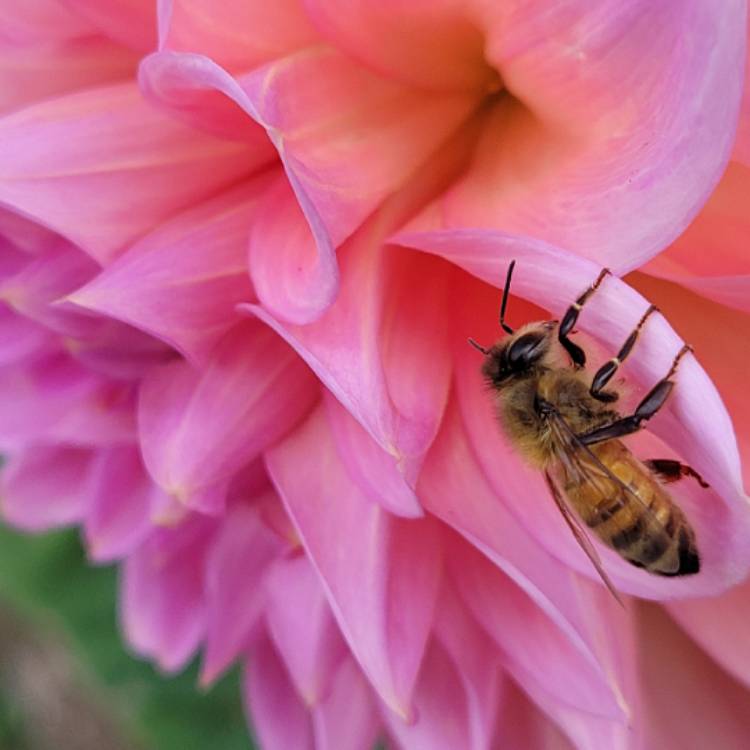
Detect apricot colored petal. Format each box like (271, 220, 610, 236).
(138, 322, 318, 509)
(61, 0, 157, 52)
(201, 501, 280, 684)
(68, 180, 268, 364)
(311, 659, 380, 750)
(0, 36, 138, 115)
(400, 229, 750, 596)
(243, 635, 314, 750)
(409, 2, 746, 271)
(246, 239, 451, 491)
(264, 554, 347, 706)
(265, 404, 442, 719)
(159, 0, 318, 71)
(634, 604, 750, 749)
(0, 82, 254, 264)
(643, 163, 750, 313)
(122, 516, 215, 672)
(83, 445, 154, 563)
(0, 444, 93, 530)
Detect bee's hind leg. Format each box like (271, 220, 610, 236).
(577, 344, 692, 446)
(589, 305, 658, 403)
(558, 268, 610, 368)
(645, 459, 709, 488)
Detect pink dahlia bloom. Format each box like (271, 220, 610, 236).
(1, 1, 750, 747)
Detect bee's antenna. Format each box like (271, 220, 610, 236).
(467, 337, 489, 355)
(500, 260, 516, 335)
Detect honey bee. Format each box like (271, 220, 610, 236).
(469, 261, 707, 598)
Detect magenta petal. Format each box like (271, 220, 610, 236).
(311, 658, 380, 750)
(82, 445, 154, 563)
(0, 305, 52, 366)
(243, 634, 314, 750)
(264, 554, 347, 706)
(122, 516, 215, 672)
(201, 500, 281, 684)
(138, 322, 318, 509)
(1, 444, 94, 530)
(68, 180, 267, 364)
(0, 82, 254, 264)
(265, 404, 442, 719)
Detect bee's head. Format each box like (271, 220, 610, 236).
(479, 322, 555, 387)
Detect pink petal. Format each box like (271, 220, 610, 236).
(264, 553, 347, 706)
(159, 0, 318, 71)
(0, 443, 94, 530)
(0, 35, 138, 115)
(732, 13, 750, 166)
(61, 0, 157, 52)
(68, 179, 269, 364)
(138, 322, 318, 510)
(122, 515, 215, 672)
(400, 229, 750, 597)
(311, 658, 380, 750)
(0, 0, 94, 45)
(243, 634, 314, 750)
(643, 162, 750, 313)
(245, 238, 452, 492)
(634, 603, 750, 748)
(265, 404, 442, 720)
(201, 500, 281, 684)
(0, 305, 53, 366)
(82, 445, 155, 563)
(407, 2, 746, 271)
(0, 82, 256, 264)
(0, 209, 61, 256)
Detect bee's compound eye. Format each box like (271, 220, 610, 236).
(507, 333, 545, 368)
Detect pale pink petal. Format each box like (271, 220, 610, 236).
(732, 14, 750, 166)
(311, 658, 380, 750)
(643, 163, 750, 313)
(0, 0, 94, 45)
(61, 0, 157, 52)
(201, 500, 281, 685)
(68, 178, 270, 364)
(0, 443, 94, 530)
(0, 82, 256, 264)
(243, 634, 314, 750)
(245, 238, 452, 491)
(0, 36, 138, 115)
(122, 516, 215, 672)
(159, 0, 318, 71)
(82, 445, 154, 563)
(265, 404, 442, 720)
(401, 230, 750, 597)
(138, 322, 318, 510)
(407, 2, 746, 271)
(634, 603, 750, 749)
(264, 554, 347, 706)
(0, 352, 136, 450)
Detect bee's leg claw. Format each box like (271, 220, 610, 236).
(645, 459, 709, 489)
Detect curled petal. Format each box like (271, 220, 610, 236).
(0, 82, 254, 264)
(138, 322, 318, 510)
(265, 404, 442, 720)
(0, 444, 94, 530)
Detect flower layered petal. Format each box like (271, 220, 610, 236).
(122, 516, 215, 672)
(82, 445, 155, 563)
(0, 0, 94, 45)
(401, 230, 750, 596)
(408, 2, 746, 271)
(68, 179, 268, 364)
(0, 82, 254, 264)
(61, 0, 157, 52)
(265, 404, 441, 720)
(311, 659, 380, 750)
(0, 444, 94, 530)
(247, 239, 452, 497)
(201, 500, 281, 684)
(139, 322, 318, 512)
(244, 633, 315, 750)
(264, 553, 347, 706)
(0, 306, 52, 366)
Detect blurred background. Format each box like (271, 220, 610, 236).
(0, 525, 256, 750)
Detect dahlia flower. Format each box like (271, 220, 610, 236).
(1, 1, 750, 748)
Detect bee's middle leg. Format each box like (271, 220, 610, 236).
(589, 305, 658, 403)
(578, 344, 692, 446)
(645, 459, 709, 488)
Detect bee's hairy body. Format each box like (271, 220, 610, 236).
(484, 321, 700, 577)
